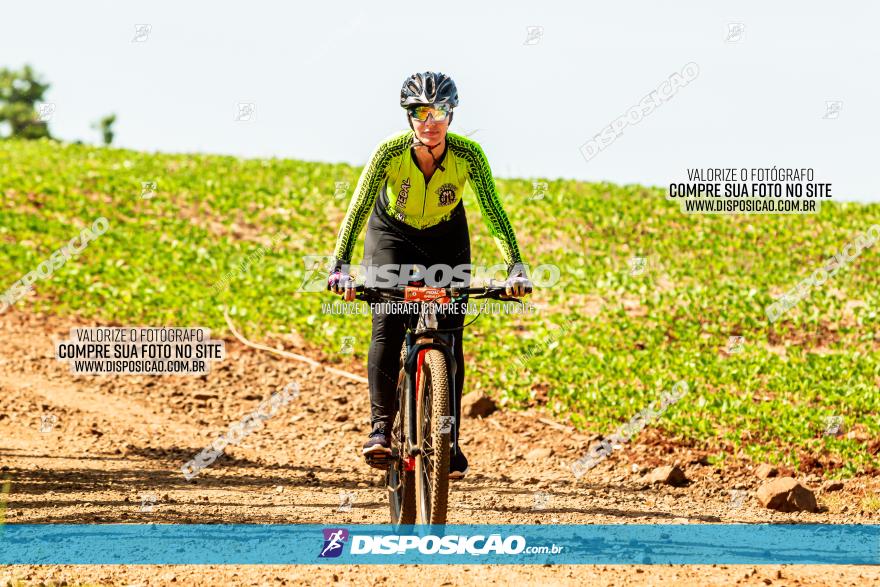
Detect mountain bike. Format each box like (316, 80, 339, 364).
(353, 283, 514, 526)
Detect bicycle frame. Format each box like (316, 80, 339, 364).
(346, 282, 519, 524)
(352, 283, 512, 470)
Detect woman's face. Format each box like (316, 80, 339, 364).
(410, 110, 450, 146)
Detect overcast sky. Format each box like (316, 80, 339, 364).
(4, 1, 878, 201)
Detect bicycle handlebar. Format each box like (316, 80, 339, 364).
(352, 284, 512, 303)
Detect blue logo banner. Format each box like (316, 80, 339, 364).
(1, 524, 878, 565)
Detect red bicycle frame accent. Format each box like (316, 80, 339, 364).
(403, 455, 416, 471)
(405, 348, 428, 472)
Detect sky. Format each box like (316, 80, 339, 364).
(3, 1, 879, 202)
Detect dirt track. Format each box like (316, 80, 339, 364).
(1, 309, 878, 586)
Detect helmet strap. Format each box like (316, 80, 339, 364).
(406, 111, 449, 172)
(417, 139, 446, 172)
(409, 134, 446, 172)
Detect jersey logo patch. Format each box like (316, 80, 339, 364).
(436, 183, 457, 206)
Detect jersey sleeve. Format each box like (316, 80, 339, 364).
(463, 141, 526, 275)
(331, 136, 398, 270)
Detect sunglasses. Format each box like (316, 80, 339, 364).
(408, 104, 452, 122)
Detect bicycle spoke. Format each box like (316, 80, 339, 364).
(423, 380, 435, 475)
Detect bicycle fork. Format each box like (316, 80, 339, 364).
(403, 331, 460, 463)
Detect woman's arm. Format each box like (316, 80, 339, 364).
(455, 137, 526, 275)
(331, 133, 407, 271)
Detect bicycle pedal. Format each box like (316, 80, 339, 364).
(365, 452, 393, 470)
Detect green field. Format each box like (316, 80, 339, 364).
(2, 138, 878, 476)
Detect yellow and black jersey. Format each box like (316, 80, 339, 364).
(332, 130, 524, 272)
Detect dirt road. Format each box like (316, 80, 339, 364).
(1, 310, 878, 586)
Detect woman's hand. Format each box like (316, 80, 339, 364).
(504, 264, 532, 298)
(328, 270, 356, 302)
(505, 275, 533, 298)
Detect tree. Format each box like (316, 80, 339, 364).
(0, 65, 52, 139)
(93, 114, 117, 145)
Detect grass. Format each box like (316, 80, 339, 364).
(1, 138, 878, 476)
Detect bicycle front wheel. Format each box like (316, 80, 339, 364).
(415, 349, 450, 525)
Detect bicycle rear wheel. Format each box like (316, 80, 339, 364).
(387, 344, 415, 526)
(415, 349, 450, 525)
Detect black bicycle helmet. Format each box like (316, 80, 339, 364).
(400, 71, 459, 108)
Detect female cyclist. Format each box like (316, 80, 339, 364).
(328, 71, 531, 479)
